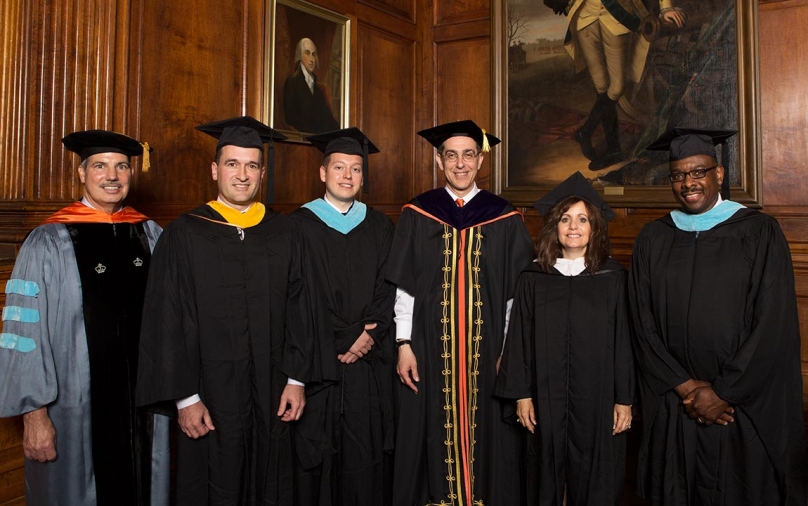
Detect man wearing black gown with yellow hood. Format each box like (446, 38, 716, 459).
(137, 116, 326, 505)
(630, 128, 806, 505)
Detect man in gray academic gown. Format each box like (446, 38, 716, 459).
(0, 130, 169, 506)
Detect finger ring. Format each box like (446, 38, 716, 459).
(517, 418, 522, 424)
(626, 425, 631, 429)
(697, 417, 704, 423)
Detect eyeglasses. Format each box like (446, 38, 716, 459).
(668, 165, 718, 183)
(442, 149, 479, 163)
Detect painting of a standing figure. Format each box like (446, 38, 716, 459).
(505, 0, 741, 191)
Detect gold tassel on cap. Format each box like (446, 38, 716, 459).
(481, 128, 491, 152)
(141, 142, 150, 172)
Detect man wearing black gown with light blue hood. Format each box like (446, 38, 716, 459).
(289, 127, 395, 506)
(630, 128, 806, 505)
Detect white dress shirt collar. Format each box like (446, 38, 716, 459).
(444, 183, 480, 205)
(301, 64, 315, 92)
(554, 257, 587, 276)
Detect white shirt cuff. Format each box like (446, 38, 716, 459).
(176, 394, 201, 410)
(287, 378, 304, 387)
(502, 298, 514, 354)
(394, 287, 414, 341)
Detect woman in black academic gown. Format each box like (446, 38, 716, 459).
(495, 172, 635, 505)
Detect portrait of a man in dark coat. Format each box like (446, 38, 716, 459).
(283, 37, 340, 134)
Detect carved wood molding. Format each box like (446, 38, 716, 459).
(357, 0, 415, 24)
(0, 201, 73, 243)
(759, 0, 808, 8)
(434, 0, 489, 26)
(0, 0, 30, 202)
(0, 1, 141, 205)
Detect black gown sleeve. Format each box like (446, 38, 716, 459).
(710, 218, 806, 497)
(364, 215, 396, 344)
(504, 213, 537, 299)
(612, 269, 635, 406)
(385, 208, 417, 295)
(136, 221, 201, 408)
(494, 270, 535, 401)
(711, 218, 801, 404)
(282, 224, 336, 384)
(628, 225, 691, 396)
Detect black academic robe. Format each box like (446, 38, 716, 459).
(289, 206, 395, 506)
(494, 259, 634, 506)
(629, 208, 807, 506)
(386, 189, 535, 506)
(137, 205, 323, 506)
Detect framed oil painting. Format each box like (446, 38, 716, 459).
(491, 0, 761, 207)
(266, 0, 350, 142)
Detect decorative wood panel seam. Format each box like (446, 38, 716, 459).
(356, 22, 418, 205)
(432, 19, 490, 43)
(357, 0, 416, 24)
(0, 0, 28, 201)
(759, 0, 808, 9)
(434, 0, 489, 27)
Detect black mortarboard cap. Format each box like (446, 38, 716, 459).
(306, 127, 379, 157)
(533, 171, 616, 222)
(195, 116, 286, 151)
(645, 127, 736, 161)
(306, 127, 379, 193)
(417, 120, 501, 152)
(195, 116, 287, 204)
(62, 130, 153, 172)
(62, 130, 145, 160)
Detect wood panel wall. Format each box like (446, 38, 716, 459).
(757, 0, 808, 410)
(0, 0, 806, 503)
(0, 0, 143, 251)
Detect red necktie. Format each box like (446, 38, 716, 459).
(456, 198, 464, 208)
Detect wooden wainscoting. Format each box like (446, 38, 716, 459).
(0, 261, 24, 505)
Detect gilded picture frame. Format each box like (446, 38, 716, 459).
(491, 0, 761, 208)
(266, 0, 350, 142)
